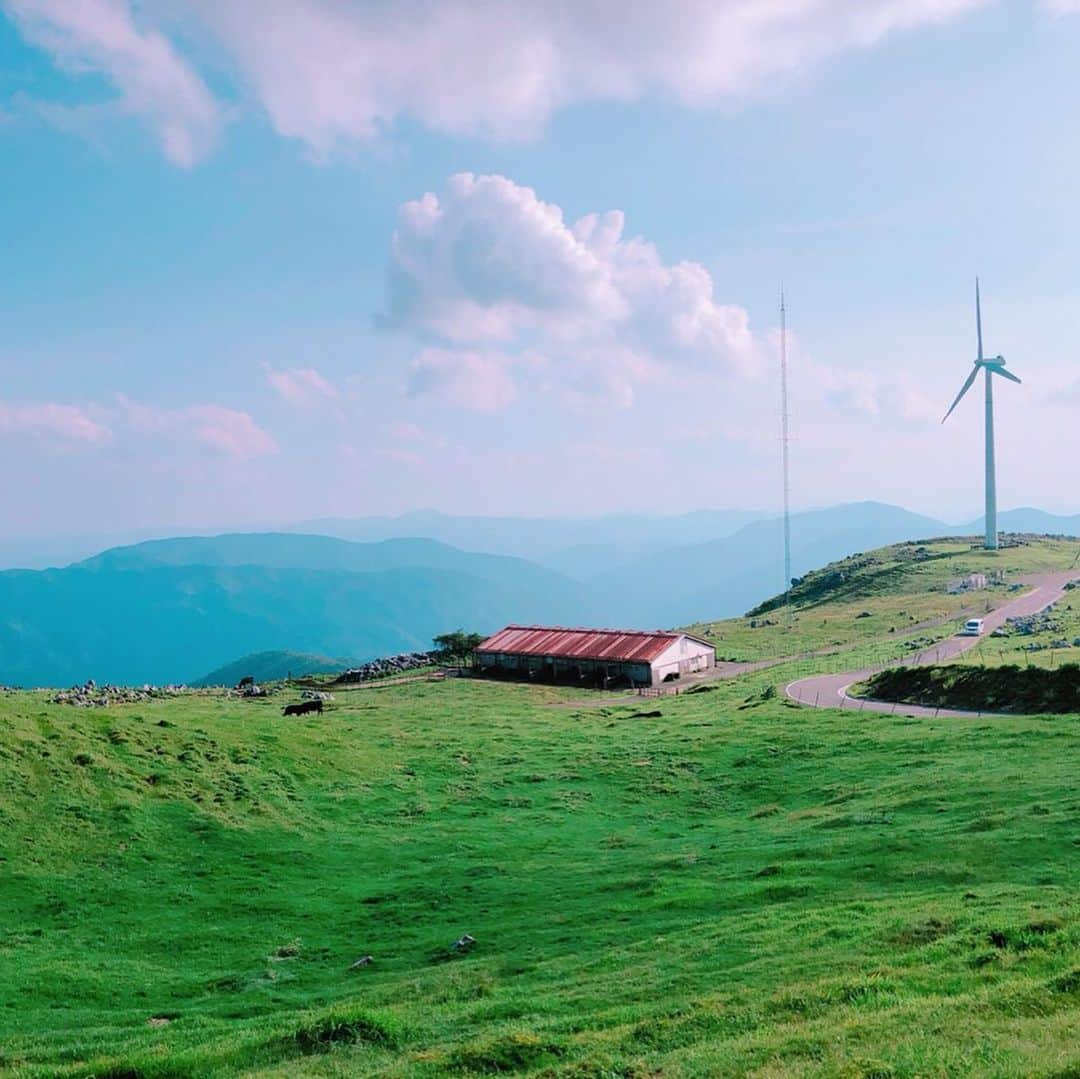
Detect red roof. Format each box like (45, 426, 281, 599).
(476, 625, 708, 664)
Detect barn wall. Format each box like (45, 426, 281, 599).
(650, 637, 716, 684)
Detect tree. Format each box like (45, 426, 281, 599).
(432, 630, 486, 666)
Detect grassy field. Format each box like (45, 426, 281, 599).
(2, 536, 1079, 1077)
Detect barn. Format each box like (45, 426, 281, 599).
(473, 625, 716, 688)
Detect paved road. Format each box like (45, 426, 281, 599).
(784, 571, 1079, 718)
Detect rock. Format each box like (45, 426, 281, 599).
(50, 680, 190, 707)
(334, 650, 438, 685)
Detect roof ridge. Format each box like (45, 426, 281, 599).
(503, 624, 677, 637)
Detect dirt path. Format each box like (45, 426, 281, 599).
(784, 571, 1079, 718)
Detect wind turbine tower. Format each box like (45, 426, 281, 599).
(941, 279, 1022, 550)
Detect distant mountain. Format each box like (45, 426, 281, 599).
(78, 532, 572, 597)
(0, 535, 597, 687)
(0, 526, 234, 571)
(966, 508, 1080, 538)
(289, 508, 765, 573)
(5, 505, 1079, 687)
(593, 502, 953, 626)
(192, 650, 354, 688)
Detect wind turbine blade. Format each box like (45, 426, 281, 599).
(992, 366, 1022, 385)
(975, 277, 984, 361)
(942, 365, 979, 423)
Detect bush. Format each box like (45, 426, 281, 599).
(285, 1008, 401, 1055)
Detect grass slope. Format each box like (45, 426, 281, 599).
(2, 683, 1079, 1074)
(3, 535, 1079, 1077)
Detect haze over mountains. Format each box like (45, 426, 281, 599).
(1, 502, 1077, 687)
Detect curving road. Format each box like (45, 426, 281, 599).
(784, 571, 1079, 718)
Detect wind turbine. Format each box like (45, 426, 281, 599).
(941, 278, 1022, 550)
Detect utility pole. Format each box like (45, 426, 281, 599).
(780, 288, 792, 628)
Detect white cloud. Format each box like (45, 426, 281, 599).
(116, 396, 277, 459)
(0, 400, 111, 443)
(266, 366, 338, 408)
(406, 348, 518, 412)
(179, 0, 985, 155)
(9, 92, 118, 152)
(7, 0, 988, 162)
(823, 370, 940, 427)
(4, 0, 222, 166)
(386, 173, 759, 408)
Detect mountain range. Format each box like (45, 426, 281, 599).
(1, 502, 1077, 687)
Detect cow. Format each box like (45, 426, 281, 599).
(236, 675, 255, 689)
(282, 699, 323, 717)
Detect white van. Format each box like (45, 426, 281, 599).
(960, 618, 985, 637)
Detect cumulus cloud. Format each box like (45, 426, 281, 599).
(116, 396, 277, 459)
(266, 366, 338, 408)
(0, 400, 111, 443)
(7, 0, 988, 162)
(4, 0, 222, 166)
(386, 173, 758, 408)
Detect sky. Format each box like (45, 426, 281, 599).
(2, 0, 1079, 542)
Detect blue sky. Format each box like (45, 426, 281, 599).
(2, 0, 1079, 541)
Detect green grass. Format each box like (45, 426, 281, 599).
(2, 535, 1079, 1077)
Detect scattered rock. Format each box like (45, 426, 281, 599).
(1006, 610, 1061, 637)
(50, 680, 189, 707)
(451, 933, 476, 952)
(271, 939, 301, 960)
(334, 651, 437, 685)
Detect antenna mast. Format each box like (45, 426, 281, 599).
(780, 288, 792, 626)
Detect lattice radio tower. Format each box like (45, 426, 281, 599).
(779, 288, 792, 626)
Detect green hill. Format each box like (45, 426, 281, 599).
(2, 534, 1078, 1075)
(686, 533, 1080, 664)
(191, 650, 356, 687)
(0, 536, 595, 687)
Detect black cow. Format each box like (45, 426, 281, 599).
(237, 675, 255, 689)
(283, 699, 323, 717)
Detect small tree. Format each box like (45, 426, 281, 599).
(432, 630, 485, 667)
